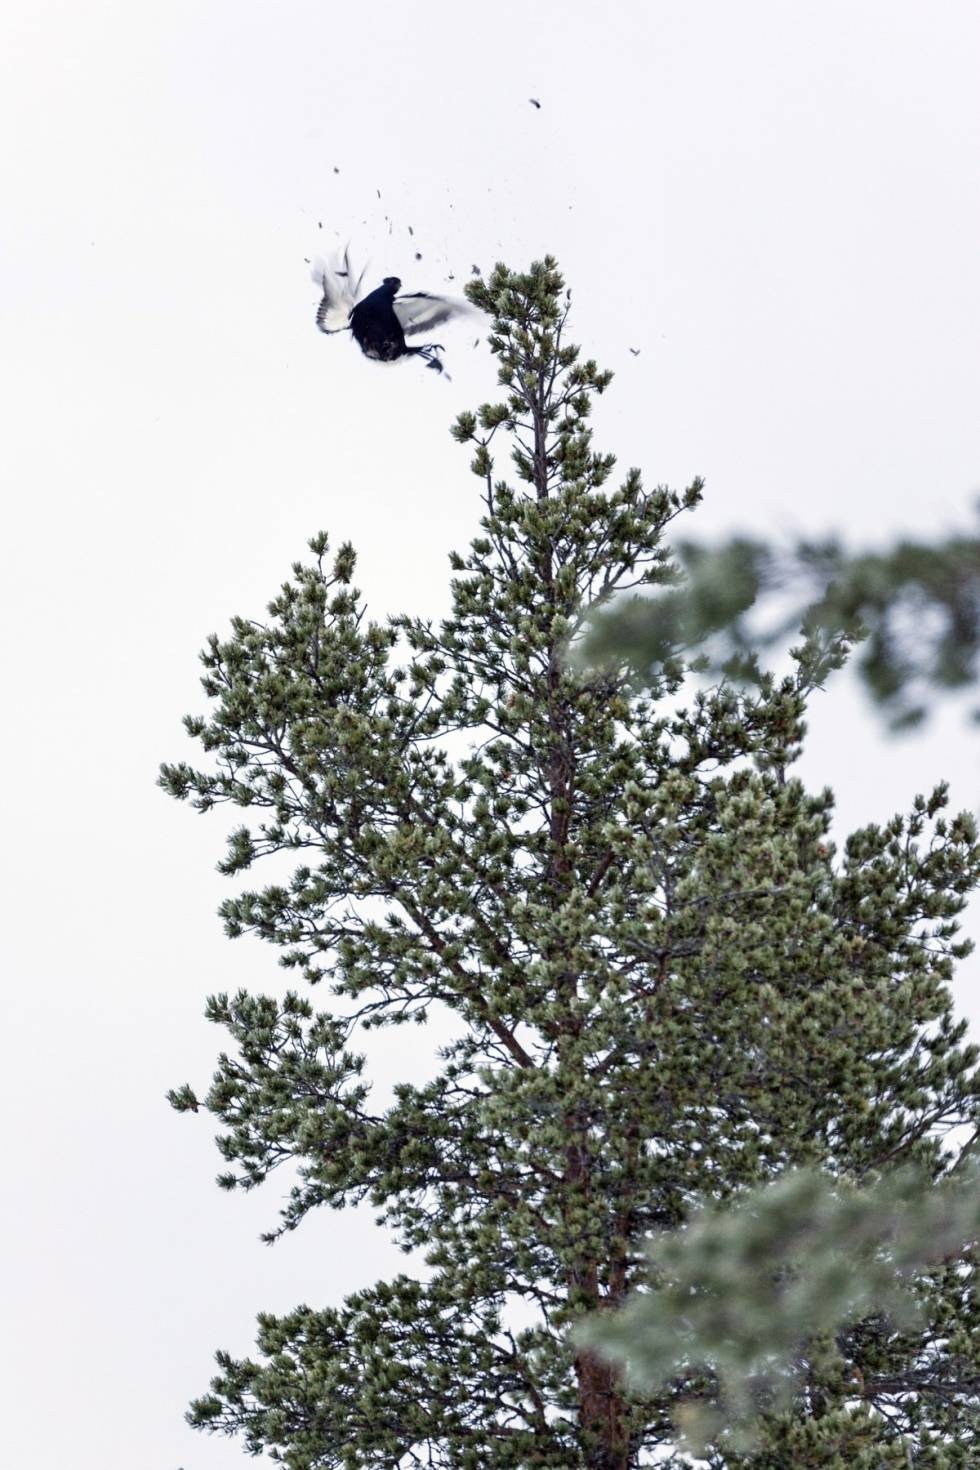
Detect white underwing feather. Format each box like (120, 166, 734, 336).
(394, 293, 475, 336)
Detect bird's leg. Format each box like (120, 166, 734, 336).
(407, 342, 448, 374)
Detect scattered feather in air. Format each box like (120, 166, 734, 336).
(529, 97, 541, 109)
(408, 225, 414, 235)
(415, 251, 422, 261)
(376, 189, 381, 198)
(318, 221, 323, 229)
(312, 249, 476, 376)
(629, 348, 641, 356)
(333, 166, 339, 174)
(471, 264, 481, 275)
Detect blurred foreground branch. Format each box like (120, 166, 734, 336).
(576, 1162, 980, 1456)
(583, 515, 980, 730)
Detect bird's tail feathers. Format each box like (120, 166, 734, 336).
(312, 246, 368, 332)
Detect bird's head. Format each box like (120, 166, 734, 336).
(382, 275, 402, 293)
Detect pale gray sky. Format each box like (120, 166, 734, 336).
(2, 3, 979, 1466)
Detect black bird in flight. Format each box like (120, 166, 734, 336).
(313, 251, 473, 374)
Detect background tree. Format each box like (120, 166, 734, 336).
(162, 259, 980, 1468)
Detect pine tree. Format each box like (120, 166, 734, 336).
(162, 259, 980, 1468)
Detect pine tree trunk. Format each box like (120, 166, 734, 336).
(574, 1347, 631, 1470)
(521, 346, 632, 1470)
(564, 1128, 631, 1468)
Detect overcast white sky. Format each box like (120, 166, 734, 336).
(2, 3, 979, 1466)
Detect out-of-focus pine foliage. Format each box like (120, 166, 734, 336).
(578, 1162, 980, 1458)
(583, 525, 980, 731)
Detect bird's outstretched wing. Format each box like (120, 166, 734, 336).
(393, 292, 475, 336)
(312, 247, 367, 333)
